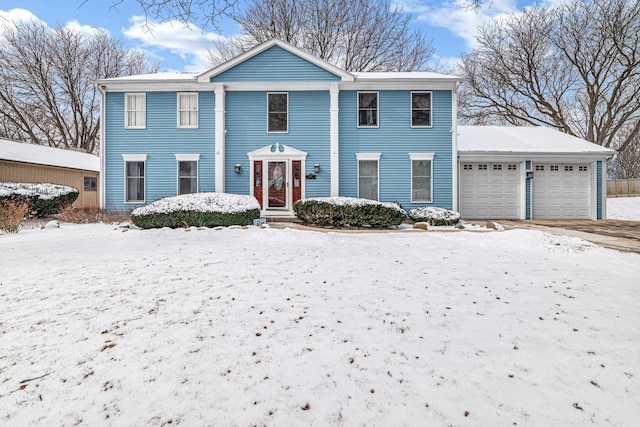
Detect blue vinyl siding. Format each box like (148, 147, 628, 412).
(525, 160, 531, 219)
(211, 46, 342, 83)
(338, 90, 453, 209)
(224, 91, 331, 197)
(597, 160, 603, 219)
(104, 91, 215, 211)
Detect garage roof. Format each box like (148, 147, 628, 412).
(0, 138, 100, 172)
(458, 126, 615, 157)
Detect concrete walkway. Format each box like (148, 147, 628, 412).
(496, 219, 640, 254)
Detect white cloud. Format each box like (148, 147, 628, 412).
(0, 8, 45, 30)
(123, 16, 227, 71)
(409, 0, 519, 51)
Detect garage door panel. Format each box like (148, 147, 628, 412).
(460, 162, 522, 219)
(533, 163, 591, 219)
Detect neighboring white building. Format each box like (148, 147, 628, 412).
(457, 126, 615, 220)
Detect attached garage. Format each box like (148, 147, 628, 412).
(532, 163, 591, 219)
(459, 162, 521, 219)
(457, 126, 614, 220)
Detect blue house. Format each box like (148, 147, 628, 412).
(96, 39, 462, 216)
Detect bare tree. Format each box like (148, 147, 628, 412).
(208, 0, 434, 72)
(610, 127, 640, 178)
(103, 0, 238, 31)
(0, 20, 156, 154)
(459, 0, 640, 155)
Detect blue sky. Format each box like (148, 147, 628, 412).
(0, 1, 564, 72)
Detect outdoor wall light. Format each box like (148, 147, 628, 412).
(526, 170, 534, 179)
(235, 164, 242, 174)
(314, 163, 320, 173)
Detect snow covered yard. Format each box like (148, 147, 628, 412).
(0, 223, 638, 426)
(607, 196, 640, 221)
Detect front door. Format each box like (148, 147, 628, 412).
(268, 161, 287, 209)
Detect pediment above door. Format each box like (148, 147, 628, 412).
(247, 143, 308, 160)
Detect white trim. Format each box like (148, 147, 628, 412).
(591, 160, 598, 220)
(410, 91, 432, 128)
(520, 161, 527, 219)
(122, 155, 147, 204)
(356, 153, 381, 201)
(601, 160, 607, 219)
(176, 92, 199, 129)
(357, 91, 379, 128)
(97, 84, 106, 209)
(197, 38, 355, 83)
(355, 152, 382, 161)
(267, 92, 288, 133)
(409, 154, 434, 203)
(214, 84, 225, 193)
(330, 83, 340, 197)
(124, 93, 146, 129)
(121, 154, 147, 162)
(174, 153, 200, 161)
(451, 82, 459, 212)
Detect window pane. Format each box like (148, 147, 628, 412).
(268, 94, 287, 112)
(126, 161, 145, 202)
(412, 93, 431, 108)
(358, 160, 378, 200)
(412, 160, 431, 201)
(358, 93, 377, 126)
(269, 112, 287, 132)
(412, 110, 431, 126)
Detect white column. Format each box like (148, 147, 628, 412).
(214, 84, 226, 193)
(330, 83, 340, 197)
(451, 82, 460, 212)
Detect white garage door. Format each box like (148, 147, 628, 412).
(532, 163, 591, 219)
(459, 162, 521, 219)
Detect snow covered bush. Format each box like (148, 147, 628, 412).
(408, 206, 461, 226)
(131, 193, 261, 229)
(0, 200, 30, 234)
(0, 182, 79, 217)
(293, 197, 406, 228)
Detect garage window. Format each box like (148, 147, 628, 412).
(493, 164, 502, 171)
(535, 165, 544, 171)
(463, 164, 473, 170)
(579, 165, 588, 172)
(508, 164, 517, 170)
(565, 165, 574, 172)
(478, 164, 488, 170)
(550, 165, 559, 171)
(84, 176, 97, 192)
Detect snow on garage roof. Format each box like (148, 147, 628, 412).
(458, 126, 615, 156)
(0, 138, 100, 172)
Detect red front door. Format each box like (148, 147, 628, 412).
(292, 160, 302, 203)
(253, 161, 263, 209)
(268, 161, 287, 208)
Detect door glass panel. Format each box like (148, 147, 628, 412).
(268, 161, 287, 208)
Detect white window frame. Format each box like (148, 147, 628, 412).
(410, 91, 432, 128)
(122, 154, 147, 203)
(356, 152, 381, 201)
(124, 93, 146, 129)
(409, 153, 434, 203)
(177, 93, 199, 128)
(267, 92, 288, 133)
(175, 154, 200, 195)
(357, 91, 379, 128)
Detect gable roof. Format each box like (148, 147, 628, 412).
(197, 39, 355, 83)
(0, 138, 100, 172)
(457, 126, 615, 157)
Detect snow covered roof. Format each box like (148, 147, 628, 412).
(95, 72, 198, 84)
(458, 126, 615, 156)
(352, 71, 462, 82)
(0, 138, 100, 172)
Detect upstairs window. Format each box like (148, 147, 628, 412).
(177, 93, 198, 128)
(125, 93, 146, 129)
(411, 92, 432, 127)
(358, 92, 378, 127)
(268, 93, 288, 133)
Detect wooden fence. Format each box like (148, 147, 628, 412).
(607, 179, 640, 197)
